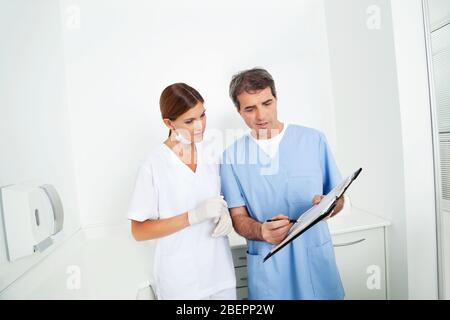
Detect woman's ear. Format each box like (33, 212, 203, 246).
(163, 118, 173, 130)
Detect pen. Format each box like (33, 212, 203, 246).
(266, 219, 297, 223)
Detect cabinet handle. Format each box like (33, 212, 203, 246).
(333, 238, 366, 247)
(240, 277, 247, 281)
(238, 257, 246, 260)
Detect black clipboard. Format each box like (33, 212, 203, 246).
(263, 168, 362, 262)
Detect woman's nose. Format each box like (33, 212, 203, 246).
(193, 120, 203, 130)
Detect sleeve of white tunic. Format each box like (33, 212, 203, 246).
(127, 165, 159, 222)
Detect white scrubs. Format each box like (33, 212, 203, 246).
(127, 141, 236, 300)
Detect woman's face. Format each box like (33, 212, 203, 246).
(167, 102, 206, 143)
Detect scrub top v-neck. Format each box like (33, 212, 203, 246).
(162, 143, 198, 174)
(127, 141, 236, 299)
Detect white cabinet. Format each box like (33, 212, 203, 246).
(327, 208, 390, 300)
(332, 227, 387, 299)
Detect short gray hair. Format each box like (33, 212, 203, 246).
(229, 68, 277, 110)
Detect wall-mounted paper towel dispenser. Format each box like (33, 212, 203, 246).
(0, 183, 64, 262)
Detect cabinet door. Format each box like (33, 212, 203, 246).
(332, 228, 386, 299)
(231, 247, 247, 267)
(236, 286, 248, 300)
(235, 266, 248, 288)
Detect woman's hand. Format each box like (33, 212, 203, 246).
(187, 196, 227, 225)
(212, 210, 233, 238)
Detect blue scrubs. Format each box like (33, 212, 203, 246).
(220, 124, 345, 300)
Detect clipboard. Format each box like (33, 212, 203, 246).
(263, 168, 363, 262)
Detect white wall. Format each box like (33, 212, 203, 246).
(391, 0, 439, 300)
(324, 0, 409, 299)
(0, 0, 80, 292)
(60, 0, 338, 226)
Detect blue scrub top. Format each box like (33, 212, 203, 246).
(220, 124, 345, 300)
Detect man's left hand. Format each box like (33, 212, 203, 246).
(311, 194, 345, 219)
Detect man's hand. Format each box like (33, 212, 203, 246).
(311, 194, 345, 219)
(261, 214, 293, 245)
(312, 195, 324, 206)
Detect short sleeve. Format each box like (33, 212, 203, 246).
(127, 165, 159, 222)
(319, 133, 342, 194)
(220, 153, 246, 209)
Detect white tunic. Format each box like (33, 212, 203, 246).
(127, 142, 236, 299)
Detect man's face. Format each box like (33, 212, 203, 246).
(237, 87, 280, 136)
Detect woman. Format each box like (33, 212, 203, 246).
(127, 83, 236, 299)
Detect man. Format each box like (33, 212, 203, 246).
(220, 68, 345, 299)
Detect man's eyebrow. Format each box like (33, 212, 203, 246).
(262, 99, 273, 104)
(244, 105, 256, 109)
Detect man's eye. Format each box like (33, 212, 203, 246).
(245, 108, 254, 112)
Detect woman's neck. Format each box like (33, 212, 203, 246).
(164, 137, 197, 165)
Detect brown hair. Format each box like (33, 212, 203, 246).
(159, 83, 204, 136)
(229, 68, 277, 110)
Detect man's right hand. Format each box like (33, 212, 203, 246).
(261, 214, 293, 245)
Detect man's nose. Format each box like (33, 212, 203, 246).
(255, 108, 266, 121)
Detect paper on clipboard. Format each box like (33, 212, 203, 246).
(263, 168, 362, 262)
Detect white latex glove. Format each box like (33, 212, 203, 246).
(212, 209, 233, 238)
(188, 196, 227, 226)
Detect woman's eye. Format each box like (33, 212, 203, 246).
(200, 113, 206, 118)
(185, 120, 193, 124)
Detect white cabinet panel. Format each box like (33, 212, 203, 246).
(332, 228, 386, 299)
